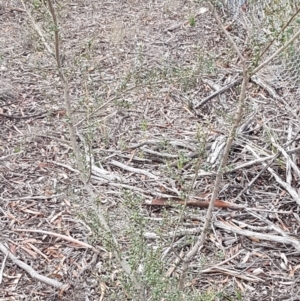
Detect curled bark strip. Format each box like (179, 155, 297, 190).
(146, 197, 245, 209)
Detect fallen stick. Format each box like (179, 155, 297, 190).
(194, 78, 242, 109)
(14, 229, 99, 253)
(214, 221, 300, 252)
(0, 243, 69, 290)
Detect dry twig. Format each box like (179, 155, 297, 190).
(0, 243, 69, 290)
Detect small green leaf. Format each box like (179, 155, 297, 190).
(189, 16, 196, 27)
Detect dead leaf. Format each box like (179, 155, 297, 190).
(249, 236, 260, 242)
(289, 264, 300, 277)
(100, 282, 107, 301)
(241, 251, 251, 264)
(38, 162, 52, 169)
(252, 268, 264, 275)
(235, 278, 245, 292)
(20, 245, 37, 258)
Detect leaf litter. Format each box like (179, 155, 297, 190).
(1, 0, 300, 300)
